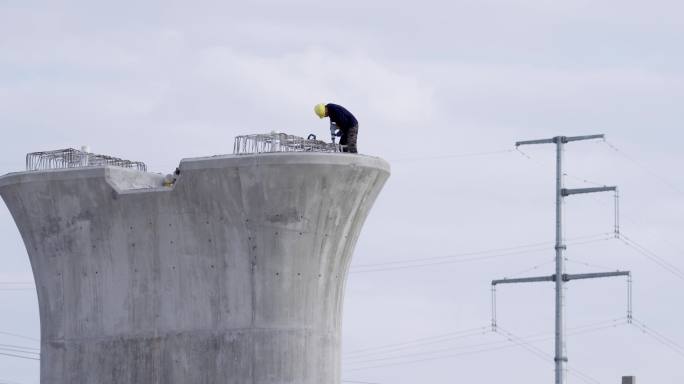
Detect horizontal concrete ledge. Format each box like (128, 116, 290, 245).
(0, 166, 165, 192)
(0, 166, 108, 188)
(179, 152, 391, 173)
(0, 152, 390, 192)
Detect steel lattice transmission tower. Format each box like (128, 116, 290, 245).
(492, 134, 631, 384)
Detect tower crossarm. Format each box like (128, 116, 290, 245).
(492, 275, 554, 286)
(515, 138, 556, 146)
(562, 186, 617, 196)
(492, 271, 630, 286)
(563, 134, 605, 143)
(563, 271, 630, 281)
(516, 134, 605, 147)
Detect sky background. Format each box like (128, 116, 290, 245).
(1, 1, 683, 383)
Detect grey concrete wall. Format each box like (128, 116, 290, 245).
(0, 153, 390, 384)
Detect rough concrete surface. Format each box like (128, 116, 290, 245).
(0, 152, 390, 384)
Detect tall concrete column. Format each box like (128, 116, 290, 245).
(0, 152, 390, 384)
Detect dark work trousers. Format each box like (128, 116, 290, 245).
(339, 125, 359, 153)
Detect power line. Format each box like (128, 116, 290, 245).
(630, 317, 684, 358)
(0, 331, 39, 343)
(618, 234, 684, 281)
(346, 320, 625, 365)
(504, 259, 556, 279)
(556, 173, 684, 286)
(344, 318, 626, 369)
(0, 343, 38, 352)
(516, 147, 608, 188)
(496, 326, 598, 384)
(601, 139, 684, 195)
(496, 326, 605, 384)
(344, 327, 488, 358)
(390, 149, 514, 162)
(353, 239, 555, 267)
(0, 351, 39, 361)
(344, 332, 503, 363)
(340, 317, 684, 378)
(0, 346, 39, 356)
(344, 335, 532, 372)
(564, 257, 618, 272)
(350, 234, 613, 274)
(504, 235, 621, 280)
(350, 246, 549, 273)
(565, 164, 684, 259)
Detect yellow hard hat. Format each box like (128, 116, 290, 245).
(314, 103, 327, 118)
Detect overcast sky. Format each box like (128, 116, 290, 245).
(1, 1, 683, 383)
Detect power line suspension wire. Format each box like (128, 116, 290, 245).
(390, 149, 515, 162)
(345, 319, 626, 369)
(0, 331, 39, 342)
(0, 346, 39, 356)
(344, 327, 488, 359)
(601, 139, 684, 195)
(516, 147, 608, 187)
(496, 326, 605, 384)
(629, 317, 684, 357)
(619, 234, 684, 281)
(350, 233, 613, 274)
(0, 343, 39, 352)
(0, 351, 39, 361)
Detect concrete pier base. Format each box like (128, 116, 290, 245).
(0, 153, 390, 384)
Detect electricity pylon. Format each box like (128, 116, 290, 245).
(492, 135, 631, 384)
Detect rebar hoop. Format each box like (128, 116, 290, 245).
(233, 133, 341, 155)
(26, 148, 147, 172)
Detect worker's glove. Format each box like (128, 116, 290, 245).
(329, 124, 339, 143)
(331, 124, 343, 137)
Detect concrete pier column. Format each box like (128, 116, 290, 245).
(0, 152, 390, 384)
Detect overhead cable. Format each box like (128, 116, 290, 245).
(630, 317, 684, 358)
(0, 351, 39, 361)
(0, 331, 39, 342)
(496, 326, 604, 384)
(0, 345, 39, 356)
(619, 234, 684, 281)
(390, 149, 514, 163)
(346, 320, 626, 365)
(344, 326, 488, 357)
(350, 234, 613, 274)
(601, 139, 684, 195)
(515, 147, 608, 188)
(344, 318, 626, 370)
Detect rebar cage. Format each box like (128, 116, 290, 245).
(233, 133, 341, 155)
(26, 148, 147, 172)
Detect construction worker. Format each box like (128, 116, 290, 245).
(314, 103, 358, 153)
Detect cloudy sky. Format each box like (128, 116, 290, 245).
(1, 1, 683, 383)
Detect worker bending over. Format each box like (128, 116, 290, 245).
(314, 103, 359, 153)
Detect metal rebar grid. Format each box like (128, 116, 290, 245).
(233, 133, 341, 155)
(26, 148, 147, 172)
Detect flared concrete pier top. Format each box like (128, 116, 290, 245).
(0, 152, 390, 384)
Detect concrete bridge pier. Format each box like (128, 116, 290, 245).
(0, 152, 390, 384)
